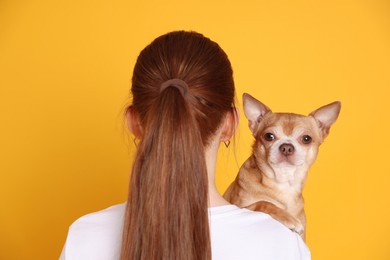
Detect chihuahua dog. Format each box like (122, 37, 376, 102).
(224, 93, 341, 240)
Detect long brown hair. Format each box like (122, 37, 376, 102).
(121, 31, 235, 260)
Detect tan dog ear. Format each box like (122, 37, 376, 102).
(309, 101, 341, 139)
(126, 106, 142, 138)
(243, 93, 271, 135)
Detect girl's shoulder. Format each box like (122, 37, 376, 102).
(60, 203, 125, 260)
(61, 203, 310, 260)
(209, 204, 311, 260)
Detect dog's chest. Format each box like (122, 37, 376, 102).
(238, 161, 304, 213)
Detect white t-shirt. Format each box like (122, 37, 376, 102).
(60, 203, 311, 260)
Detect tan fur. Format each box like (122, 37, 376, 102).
(224, 93, 341, 241)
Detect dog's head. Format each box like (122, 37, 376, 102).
(243, 93, 341, 184)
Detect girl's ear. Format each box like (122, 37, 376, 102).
(126, 106, 142, 138)
(221, 107, 240, 141)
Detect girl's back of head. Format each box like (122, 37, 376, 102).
(121, 31, 235, 260)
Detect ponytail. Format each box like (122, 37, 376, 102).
(121, 31, 234, 260)
(121, 86, 211, 259)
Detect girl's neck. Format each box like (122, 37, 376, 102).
(205, 138, 230, 208)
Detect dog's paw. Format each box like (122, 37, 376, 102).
(290, 221, 304, 235)
(280, 215, 304, 235)
(245, 201, 305, 235)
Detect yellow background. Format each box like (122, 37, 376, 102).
(1, 0, 389, 259)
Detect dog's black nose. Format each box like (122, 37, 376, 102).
(279, 143, 295, 156)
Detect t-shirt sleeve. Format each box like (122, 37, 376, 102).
(59, 244, 66, 260)
(58, 204, 125, 260)
(288, 233, 311, 260)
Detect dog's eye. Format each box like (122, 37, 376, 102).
(302, 135, 312, 144)
(264, 133, 275, 141)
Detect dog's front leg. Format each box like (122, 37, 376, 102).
(246, 201, 304, 236)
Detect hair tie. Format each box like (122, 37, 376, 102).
(160, 79, 189, 98)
